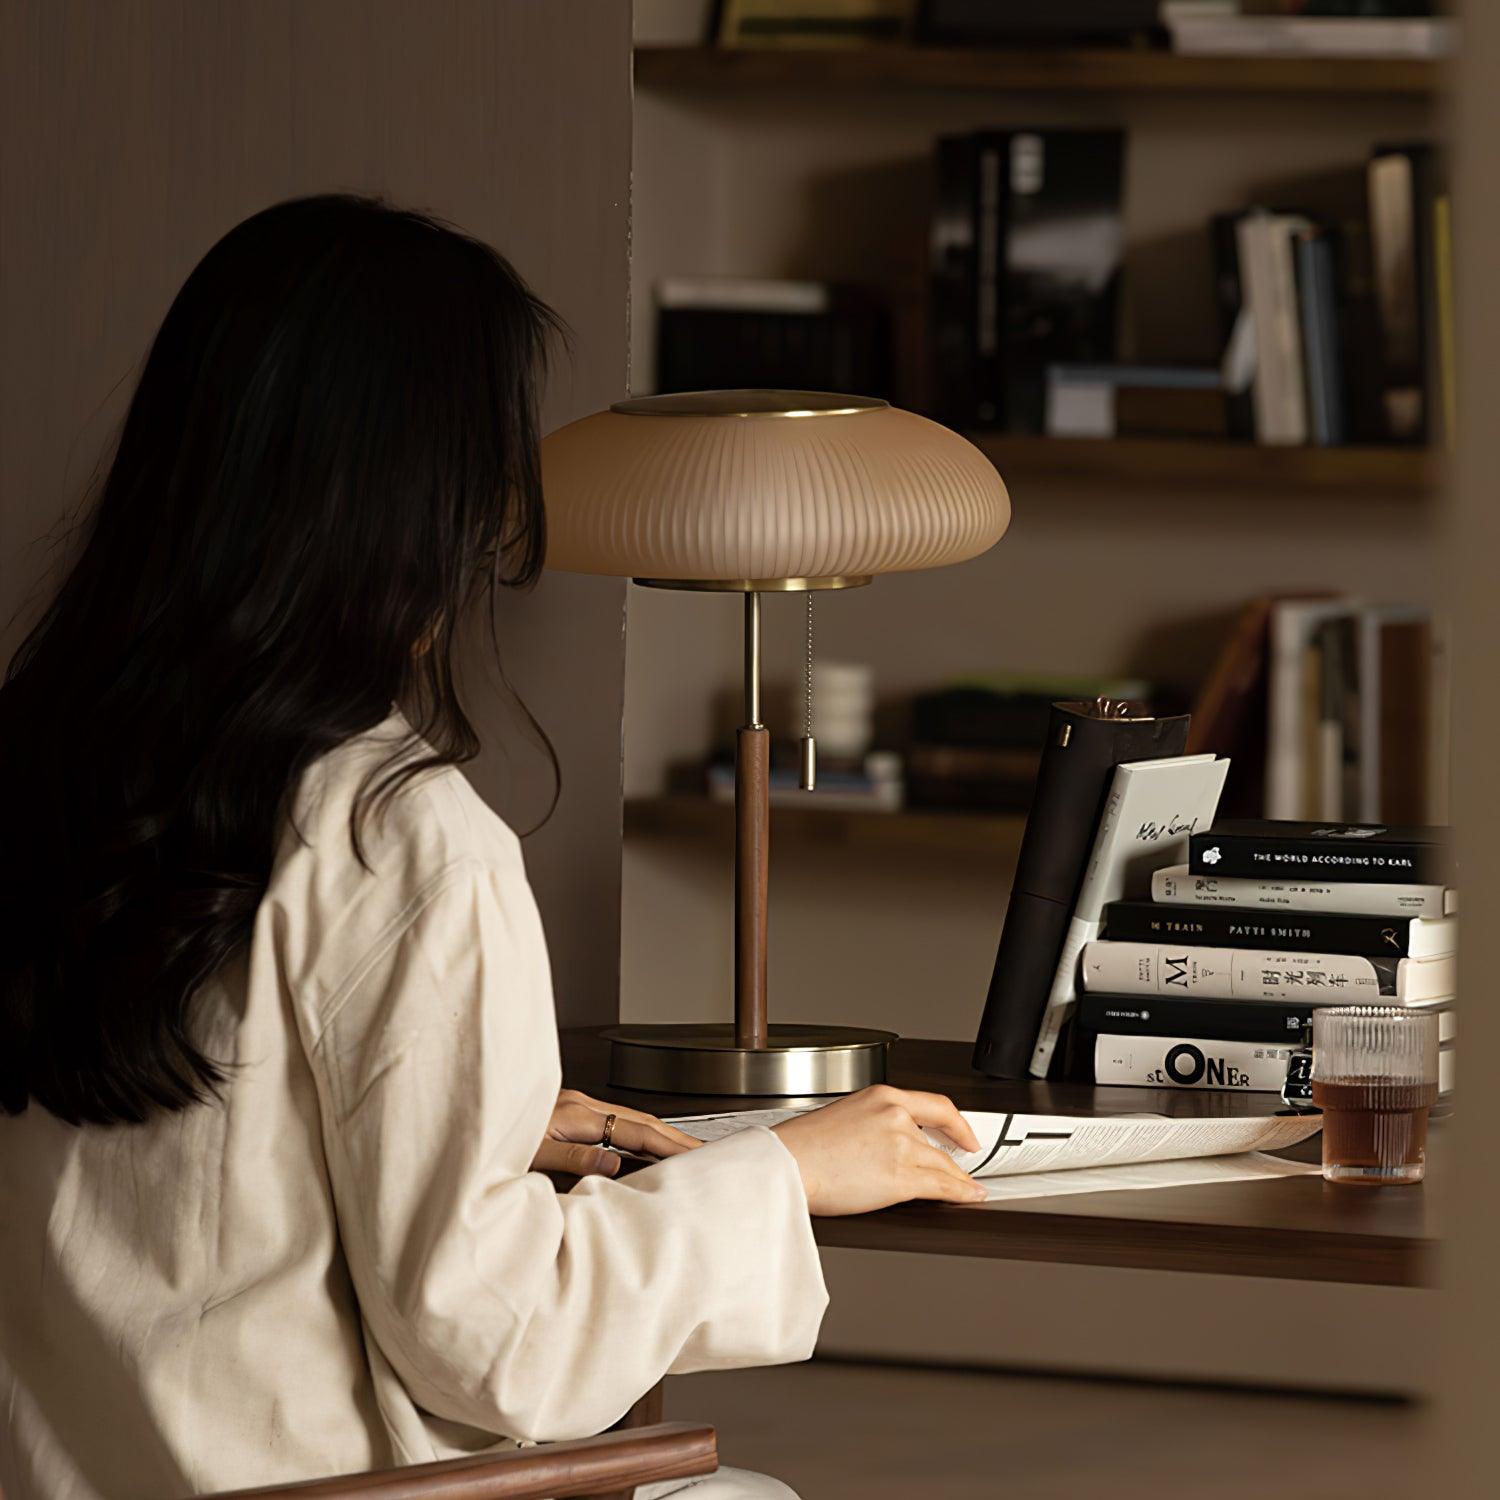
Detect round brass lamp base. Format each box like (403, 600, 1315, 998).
(602, 1023, 896, 1096)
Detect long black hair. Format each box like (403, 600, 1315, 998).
(0, 195, 558, 1126)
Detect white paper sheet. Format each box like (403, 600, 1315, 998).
(669, 1108, 1323, 1190)
(976, 1151, 1319, 1202)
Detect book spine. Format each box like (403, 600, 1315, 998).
(1187, 829, 1448, 884)
(1102, 900, 1441, 958)
(1093, 1035, 1298, 1092)
(1080, 941, 1397, 1000)
(1296, 232, 1337, 449)
(930, 135, 981, 428)
(1368, 148, 1427, 442)
(1080, 992, 1457, 1046)
(1081, 993, 1317, 1043)
(1210, 213, 1255, 442)
(1152, 864, 1452, 918)
(975, 137, 1005, 427)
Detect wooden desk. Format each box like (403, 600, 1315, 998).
(562, 1031, 1441, 1290)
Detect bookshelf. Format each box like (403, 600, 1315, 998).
(623, 36, 1447, 1043)
(626, 795, 1027, 860)
(972, 436, 1438, 496)
(635, 45, 1441, 99)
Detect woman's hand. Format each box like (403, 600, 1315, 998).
(771, 1085, 987, 1215)
(530, 1089, 702, 1179)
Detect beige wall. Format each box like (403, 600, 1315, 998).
(1442, 5, 1497, 1493)
(0, 0, 632, 1027)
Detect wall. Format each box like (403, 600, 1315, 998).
(0, 0, 632, 1027)
(1441, 3, 1497, 1491)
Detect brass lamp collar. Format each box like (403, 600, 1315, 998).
(633, 575, 872, 593)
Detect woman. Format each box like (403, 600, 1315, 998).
(0, 196, 984, 1500)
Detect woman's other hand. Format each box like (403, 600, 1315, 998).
(771, 1085, 986, 1215)
(530, 1089, 702, 1179)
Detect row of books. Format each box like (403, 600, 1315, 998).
(1189, 594, 1447, 826)
(1075, 819, 1457, 1093)
(1163, 3, 1451, 61)
(685, 2, 1450, 57)
(1215, 143, 1452, 450)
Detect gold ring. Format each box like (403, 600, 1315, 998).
(600, 1113, 617, 1150)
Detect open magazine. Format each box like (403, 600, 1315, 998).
(671, 1108, 1321, 1180)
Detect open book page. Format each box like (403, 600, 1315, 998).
(669, 1109, 1321, 1180)
(977, 1151, 1318, 1202)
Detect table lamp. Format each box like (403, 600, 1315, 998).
(542, 390, 1010, 1094)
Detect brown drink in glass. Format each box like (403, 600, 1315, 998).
(1311, 1007, 1440, 1187)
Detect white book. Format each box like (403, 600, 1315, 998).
(1266, 598, 1354, 819)
(1081, 940, 1456, 1004)
(1027, 754, 1229, 1079)
(1166, 17, 1453, 60)
(1095, 1035, 1457, 1096)
(1237, 211, 1311, 446)
(1094, 1035, 1300, 1092)
(1151, 862, 1457, 919)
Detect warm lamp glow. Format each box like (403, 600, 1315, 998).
(541, 389, 1011, 584)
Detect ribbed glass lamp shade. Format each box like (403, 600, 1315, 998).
(540, 390, 1010, 585)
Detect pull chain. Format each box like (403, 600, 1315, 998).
(799, 592, 817, 791)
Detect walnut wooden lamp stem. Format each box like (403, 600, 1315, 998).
(735, 592, 770, 1050)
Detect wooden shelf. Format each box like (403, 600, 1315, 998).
(969, 435, 1438, 495)
(636, 45, 1441, 99)
(625, 795, 1026, 859)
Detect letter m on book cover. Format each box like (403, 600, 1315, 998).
(1165, 954, 1190, 988)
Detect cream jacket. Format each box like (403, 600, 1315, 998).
(0, 717, 828, 1499)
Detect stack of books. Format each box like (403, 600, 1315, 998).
(1075, 818, 1457, 1094)
(1213, 142, 1453, 450)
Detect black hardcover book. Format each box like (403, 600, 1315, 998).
(917, 1, 1164, 47)
(1078, 992, 1455, 1047)
(972, 701, 1191, 1079)
(931, 134, 987, 427)
(930, 130, 1125, 433)
(1078, 993, 1320, 1045)
(1188, 819, 1454, 885)
(1295, 228, 1347, 448)
(1101, 898, 1453, 959)
(1209, 212, 1255, 442)
(656, 291, 889, 400)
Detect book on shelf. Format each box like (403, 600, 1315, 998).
(1204, 139, 1450, 452)
(1295, 227, 1346, 447)
(654, 275, 889, 398)
(1026, 752, 1230, 1080)
(906, 676, 1151, 813)
(1152, 861, 1456, 918)
(1102, 897, 1456, 959)
(931, 129, 1125, 434)
(705, 758, 903, 811)
(1263, 598, 1445, 822)
(1187, 818, 1453, 884)
(1368, 144, 1442, 444)
(1080, 938, 1455, 1003)
(1237, 209, 1312, 446)
(716, 0, 915, 48)
(1078, 991, 1456, 1045)
(1162, 5, 1454, 60)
